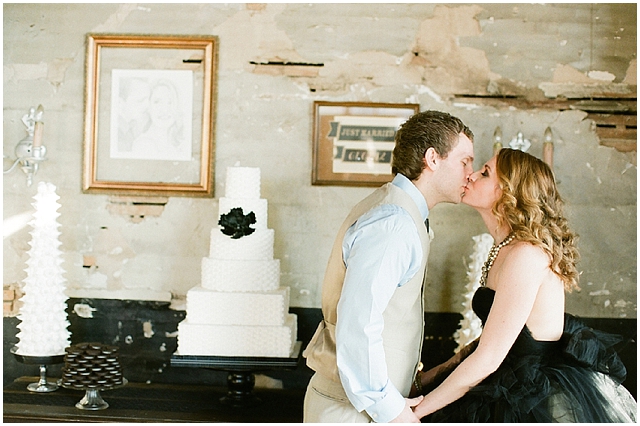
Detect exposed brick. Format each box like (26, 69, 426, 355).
(4, 288, 15, 301)
(83, 255, 97, 268)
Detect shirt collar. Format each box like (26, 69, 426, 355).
(391, 174, 429, 222)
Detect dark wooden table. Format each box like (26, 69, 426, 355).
(4, 375, 305, 423)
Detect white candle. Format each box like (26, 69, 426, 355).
(32, 121, 44, 148)
(543, 142, 553, 168)
(543, 127, 554, 168)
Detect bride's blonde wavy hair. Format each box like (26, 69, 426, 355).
(494, 148, 580, 291)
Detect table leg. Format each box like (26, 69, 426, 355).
(220, 371, 261, 407)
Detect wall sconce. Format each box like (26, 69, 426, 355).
(509, 131, 531, 152)
(492, 126, 554, 168)
(3, 105, 47, 186)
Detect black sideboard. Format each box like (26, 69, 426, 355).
(4, 298, 636, 400)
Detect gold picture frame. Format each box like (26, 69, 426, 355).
(312, 101, 420, 186)
(82, 34, 218, 197)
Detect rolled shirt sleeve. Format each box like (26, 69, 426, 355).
(336, 203, 423, 422)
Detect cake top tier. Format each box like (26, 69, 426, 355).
(225, 167, 261, 199)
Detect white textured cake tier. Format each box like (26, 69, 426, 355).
(201, 258, 280, 292)
(177, 314, 297, 357)
(225, 167, 261, 199)
(210, 227, 274, 260)
(186, 286, 289, 325)
(218, 197, 268, 230)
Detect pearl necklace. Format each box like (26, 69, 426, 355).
(479, 233, 516, 287)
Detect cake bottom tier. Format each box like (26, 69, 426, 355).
(176, 314, 297, 358)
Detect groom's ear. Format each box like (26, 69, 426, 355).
(424, 147, 439, 171)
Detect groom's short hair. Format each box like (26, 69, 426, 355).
(391, 110, 473, 180)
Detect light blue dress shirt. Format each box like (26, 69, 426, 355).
(336, 174, 429, 422)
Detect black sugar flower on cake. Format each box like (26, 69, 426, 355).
(218, 207, 256, 239)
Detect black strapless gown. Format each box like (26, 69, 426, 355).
(428, 286, 637, 423)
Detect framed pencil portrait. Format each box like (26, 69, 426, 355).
(312, 101, 420, 187)
(82, 34, 218, 197)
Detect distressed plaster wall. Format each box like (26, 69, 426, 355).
(3, 3, 636, 319)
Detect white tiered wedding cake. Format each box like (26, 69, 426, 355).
(176, 166, 297, 357)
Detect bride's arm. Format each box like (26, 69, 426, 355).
(413, 243, 547, 418)
(410, 338, 479, 397)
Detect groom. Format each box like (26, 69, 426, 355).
(303, 110, 475, 423)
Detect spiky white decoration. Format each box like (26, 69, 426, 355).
(15, 182, 71, 356)
(453, 233, 493, 353)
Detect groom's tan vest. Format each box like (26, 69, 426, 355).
(303, 181, 431, 398)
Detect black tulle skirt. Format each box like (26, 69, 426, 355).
(427, 315, 637, 423)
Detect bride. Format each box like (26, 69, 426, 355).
(412, 148, 636, 422)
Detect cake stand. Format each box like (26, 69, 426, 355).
(60, 342, 127, 410)
(170, 341, 302, 408)
(11, 347, 64, 393)
(62, 378, 128, 410)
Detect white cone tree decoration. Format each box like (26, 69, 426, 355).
(15, 182, 71, 356)
(453, 233, 493, 353)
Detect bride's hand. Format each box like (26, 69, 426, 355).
(390, 396, 424, 423)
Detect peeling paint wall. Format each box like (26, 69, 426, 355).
(3, 3, 636, 318)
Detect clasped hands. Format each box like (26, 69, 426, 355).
(390, 395, 424, 423)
